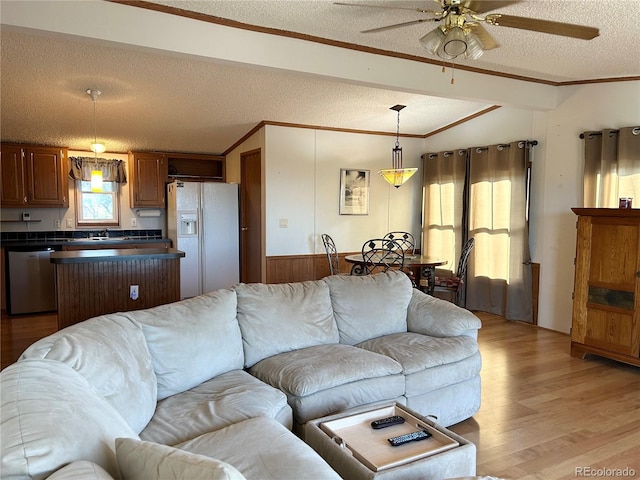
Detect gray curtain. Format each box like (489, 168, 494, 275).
(466, 141, 532, 322)
(582, 126, 640, 208)
(421, 149, 467, 273)
(422, 140, 533, 322)
(69, 157, 127, 183)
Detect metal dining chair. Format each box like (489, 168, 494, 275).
(421, 237, 475, 306)
(361, 238, 406, 275)
(321, 234, 344, 275)
(383, 232, 416, 255)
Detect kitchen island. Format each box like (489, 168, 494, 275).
(51, 248, 185, 329)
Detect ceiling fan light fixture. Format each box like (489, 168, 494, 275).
(419, 27, 445, 54)
(441, 26, 467, 57)
(464, 31, 484, 59)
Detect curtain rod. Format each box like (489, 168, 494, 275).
(426, 140, 538, 158)
(580, 127, 640, 139)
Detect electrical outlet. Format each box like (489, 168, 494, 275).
(131, 217, 137, 227)
(130, 285, 139, 301)
(54, 219, 61, 229)
(279, 219, 288, 228)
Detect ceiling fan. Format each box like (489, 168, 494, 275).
(335, 0, 599, 61)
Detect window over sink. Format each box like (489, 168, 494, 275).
(69, 156, 127, 227)
(75, 180, 120, 227)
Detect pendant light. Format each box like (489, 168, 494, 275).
(87, 89, 105, 192)
(378, 105, 417, 188)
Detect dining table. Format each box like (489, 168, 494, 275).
(344, 253, 447, 295)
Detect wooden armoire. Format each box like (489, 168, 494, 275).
(571, 208, 640, 366)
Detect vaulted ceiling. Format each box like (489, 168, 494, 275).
(1, 0, 638, 155)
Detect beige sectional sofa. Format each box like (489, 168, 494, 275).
(1, 271, 482, 480)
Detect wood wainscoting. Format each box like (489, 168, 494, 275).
(266, 252, 355, 283)
(56, 257, 181, 329)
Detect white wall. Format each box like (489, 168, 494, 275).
(263, 125, 423, 257)
(0, 150, 165, 234)
(424, 81, 640, 333)
(536, 81, 640, 333)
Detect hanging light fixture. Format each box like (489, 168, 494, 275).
(87, 88, 105, 192)
(378, 105, 418, 188)
(87, 89, 106, 154)
(419, 12, 485, 61)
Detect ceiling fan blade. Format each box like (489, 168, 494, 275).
(468, 24, 499, 50)
(334, 2, 438, 15)
(488, 14, 599, 40)
(362, 18, 438, 33)
(460, 0, 521, 14)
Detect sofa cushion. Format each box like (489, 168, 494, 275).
(177, 417, 341, 480)
(47, 461, 115, 480)
(235, 280, 339, 367)
(404, 351, 482, 397)
(407, 289, 482, 339)
(357, 332, 479, 375)
(0, 359, 138, 480)
(249, 343, 404, 424)
(249, 344, 402, 397)
(116, 438, 246, 480)
(323, 270, 413, 345)
(140, 370, 291, 446)
(20, 314, 157, 433)
(127, 289, 244, 400)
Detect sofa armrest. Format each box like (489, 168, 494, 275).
(407, 289, 482, 339)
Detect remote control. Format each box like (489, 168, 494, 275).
(387, 430, 431, 446)
(371, 415, 405, 429)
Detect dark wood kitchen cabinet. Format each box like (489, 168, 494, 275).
(128, 151, 168, 208)
(1, 144, 69, 208)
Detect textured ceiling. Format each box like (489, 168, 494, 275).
(149, 0, 639, 82)
(1, 0, 638, 155)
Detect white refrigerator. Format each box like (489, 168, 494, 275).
(167, 180, 240, 299)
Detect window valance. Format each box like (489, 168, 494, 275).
(69, 157, 127, 184)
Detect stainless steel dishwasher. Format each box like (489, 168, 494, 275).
(5, 246, 59, 315)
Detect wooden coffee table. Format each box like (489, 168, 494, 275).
(305, 403, 476, 479)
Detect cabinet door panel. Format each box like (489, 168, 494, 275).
(25, 147, 67, 206)
(585, 309, 634, 355)
(130, 153, 167, 207)
(589, 221, 638, 289)
(1, 144, 26, 206)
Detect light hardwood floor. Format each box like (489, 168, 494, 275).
(449, 312, 640, 480)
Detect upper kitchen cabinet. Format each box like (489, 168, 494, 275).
(1, 144, 69, 208)
(167, 152, 225, 181)
(129, 152, 168, 208)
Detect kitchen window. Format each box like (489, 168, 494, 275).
(75, 180, 120, 226)
(69, 156, 127, 227)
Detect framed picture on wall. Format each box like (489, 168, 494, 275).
(339, 169, 370, 215)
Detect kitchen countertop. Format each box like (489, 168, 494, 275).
(50, 248, 185, 263)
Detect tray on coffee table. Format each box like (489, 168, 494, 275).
(319, 404, 459, 472)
